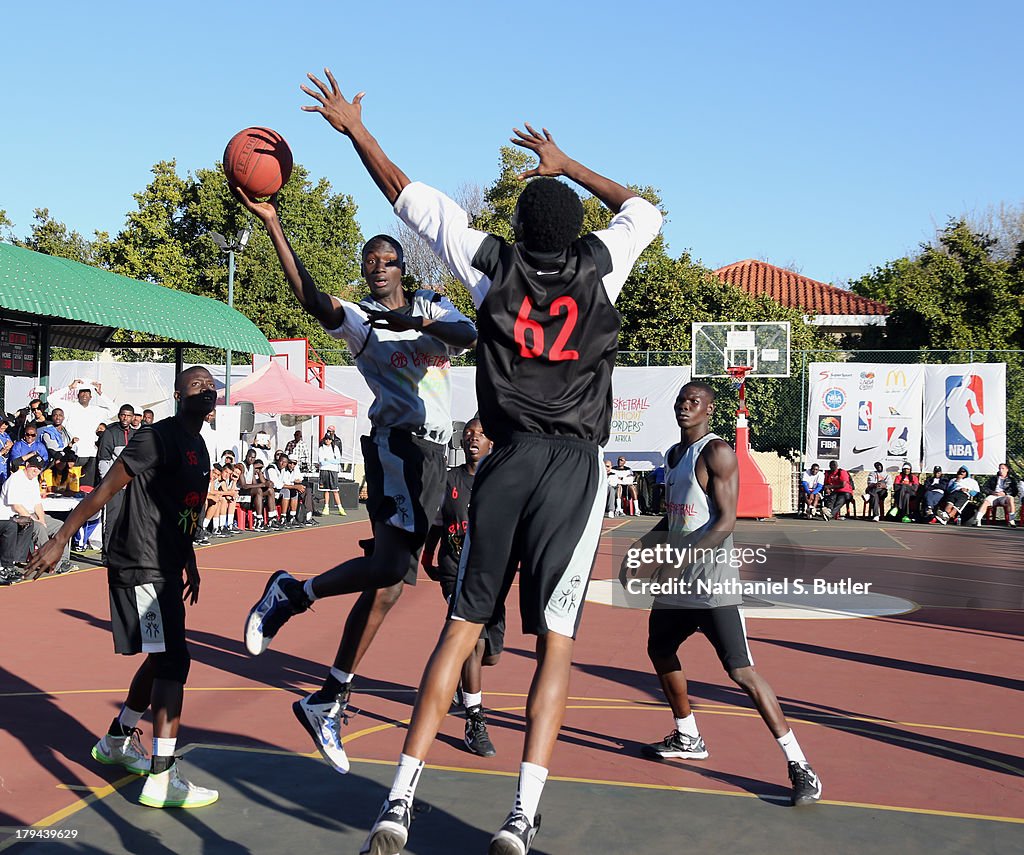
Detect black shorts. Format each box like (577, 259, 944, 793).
(361, 429, 446, 545)
(109, 578, 187, 658)
(440, 576, 505, 657)
(319, 469, 340, 491)
(450, 434, 605, 639)
(647, 604, 753, 671)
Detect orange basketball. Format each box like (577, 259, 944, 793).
(223, 127, 293, 197)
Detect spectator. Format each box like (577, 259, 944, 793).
(251, 428, 272, 465)
(0, 414, 14, 486)
(604, 459, 620, 519)
(62, 384, 107, 487)
(799, 463, 824, 518)
(142, 409, 155, 425)
(932, 467, 981, 525)
(974, 463, 1018, 527)
(197, 464, 232, 543)
(39, 407, 74, 458)
(919, 466, 947, 519)
(891, 464, 919, 522)
(97, 404, 137, 557)
(613, 456, 639, 515)
(285, 430, 310, 469)
(130, 411, 143, 430)
(864, 462, 890, 521)
(1, 515, 33, 581)
(264, 452, 290, 527)
(21, 398, 51, 438)
(0, 453, 76, 573)
(239, 451, 275, 529)
(322, 424, 343, 459)
(285, 457, 315, 526)
(821, 460, 854, 520)
(41, 448, 82, 496)
(317, 435, 345, 516)
(221, 462, 241, 530)
(10, 424, 49, 466)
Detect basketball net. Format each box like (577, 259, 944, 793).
(725, 365, 752, 415)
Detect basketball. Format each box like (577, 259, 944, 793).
(223, 127, 293, 197)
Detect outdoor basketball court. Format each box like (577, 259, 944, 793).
(1, 513, 1021, 853)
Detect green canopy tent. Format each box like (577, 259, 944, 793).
(0, 242, 273, 400)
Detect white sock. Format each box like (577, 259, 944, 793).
(675, 714, 699, 737)
(777, 729, 807, 764)
(269, 510, 278, 519)
(117, 705, 144, 730)
(330, 667, 354, 685)
(153, 736, 177, 760)
(514, 762, 548, 820)
(463, 691, 483, 709)
(221, 513, 229, 528)
(388, 753, 424, 803)
(304, 579, 319, 602)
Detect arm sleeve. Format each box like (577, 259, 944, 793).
(590, 196, 664, 303)
(394, 182, 492, 308)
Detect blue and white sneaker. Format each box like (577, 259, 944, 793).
(293, 691, 351, 773)
(359, 798, 412, 855)
(489, 811, 541, 855)
(243, 570, 310, 655)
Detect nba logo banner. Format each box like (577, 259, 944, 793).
(923, 364, 1005, 472)
(858, 401, 872, 432)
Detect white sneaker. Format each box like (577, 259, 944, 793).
(606, 511, 615, 519)
(293, 693, 351, 773)
(972, 516, 982, 527)
(91, 729, 149, 775)
(139, 763, 218, 808)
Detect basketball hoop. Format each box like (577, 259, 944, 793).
(725, 365, 752, 415)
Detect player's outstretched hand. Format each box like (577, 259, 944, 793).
(364, 309, 423, 333)
(511, 124, 573, 179)
(301, 69, 365, 136)
(229, 182, 279, 224)
(24, 537, 64, 581)
(184, 558, 201, 606)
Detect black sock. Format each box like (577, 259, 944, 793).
(150, 755, 175, 775)
(312, 675, 349, 704)
(108, 717, 129, 737)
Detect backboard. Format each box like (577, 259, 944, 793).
(253, 338, 309, 382)
(691, 321, 791, 378)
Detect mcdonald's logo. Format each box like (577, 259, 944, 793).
(885, 369, 908, 390)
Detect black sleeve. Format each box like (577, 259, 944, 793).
(96, 426, 115, 461)
(118, 426, 164, 478)
(469, 235, 504, 280)
(581, 233, 614, 280)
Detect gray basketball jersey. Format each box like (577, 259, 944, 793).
(324, 290, 468, 445)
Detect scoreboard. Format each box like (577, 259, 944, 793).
(0, 326, 37, 376)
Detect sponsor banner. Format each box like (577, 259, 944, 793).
(805, 364, 924, 471)
(324, 365, 689, 460)
(923, 364, 1006, 473)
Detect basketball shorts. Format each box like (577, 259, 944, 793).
(647, 604, 753, 671)
(449, 433, 605, 639)
(361, 429, 447, 545)
(109, 577, 191, 682)
(441, 575, 505, 657)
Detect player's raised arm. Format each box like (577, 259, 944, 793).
(301, 69, 410, 205)
(511, 123, 635, 214)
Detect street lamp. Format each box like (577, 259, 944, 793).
(210, 226, 251, 405)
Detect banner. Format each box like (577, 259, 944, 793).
(923, 364, 1006, 473)
(805, 363, 924, 471)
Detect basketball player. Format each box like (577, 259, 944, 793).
(294, 70, 662, 854)
(24, 367, 219, 808)
(232, 183, 476, 777)
(638, 382, 822, 807)
(421, 418, 502, 757)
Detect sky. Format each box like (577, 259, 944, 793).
(2, 1, 1021, 287)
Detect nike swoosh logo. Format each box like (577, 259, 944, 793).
(851, 446, 878, 454)
(536, 270, 559, 275)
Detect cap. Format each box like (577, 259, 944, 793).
(15, 452, 43, 468)
(77, 384, 95, 393)
(901, 463, 912, 470)
(933, 465, 943, 472)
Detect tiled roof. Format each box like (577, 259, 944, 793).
(714, 259, 888, 316)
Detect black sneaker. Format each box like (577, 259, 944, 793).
(359, 798, 412, 855)
(788, 761, 822, 806)
(464, 706, 496, 757)
(489, 811, 541, 855)
(194, 532, 211, 545)
(642, 730, 709, 760)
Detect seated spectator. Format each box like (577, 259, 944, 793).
(21, 398, 52, 438)
(239, 450, 275, 529)
(264, 452, 290, 527)
(974, 463, 1018, 527)
(0, 414, 14, 486)
(0, 453, 76, 573)
(612, 456, 639, 516)
(604, 459, 620, 519)
(197, 464, 234, 542)
(0, 514, 34, 581)
(650, 463, 666, 515)
(39, 407, 75, 458)
(918, 466, 947, 519)
(284, 457, 316, 526)
(932, 467, 981, 525)
(10, 424, 49, 467)
(317, 435, 345, 516)
(821, 460, 854, 520)
(864, 462, 890, 521)
(799, 463, 824, 518)
(41, 448, 82, 496)
(890, 464, 919, 522)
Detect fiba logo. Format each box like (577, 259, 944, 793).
(822, 387, 846, 411)
(945, 375, 984, 460)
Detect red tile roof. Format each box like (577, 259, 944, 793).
(714, 260, 888, 316)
